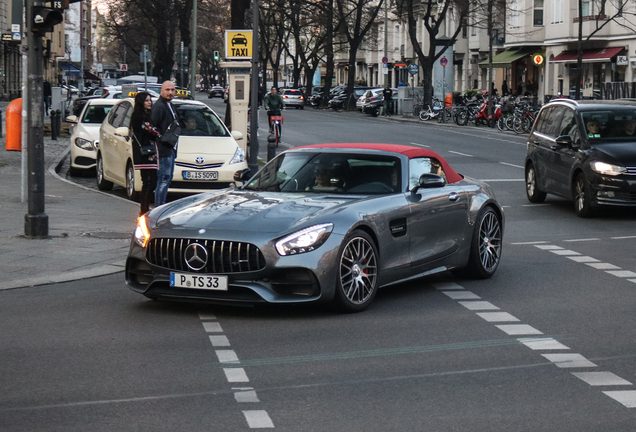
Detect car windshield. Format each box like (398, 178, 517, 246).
(81, 105, 113, 123)
(581, 107, 636, 142)
(244, 152, 402, 194)
(175, 105, 229, 137)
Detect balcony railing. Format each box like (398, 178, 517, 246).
(574, 14, 607, 23)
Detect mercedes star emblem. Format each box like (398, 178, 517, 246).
(195, 156, 205, 164)
(184, 243, 208, 271)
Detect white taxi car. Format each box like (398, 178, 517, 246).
(97, 98, 246, 200)
(66, 98, 116, 175)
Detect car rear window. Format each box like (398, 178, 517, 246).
(284, 90, 302, 96)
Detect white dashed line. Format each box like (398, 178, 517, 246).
(542, 353, 597, 368)
(203, 322, 223, 332)
(243, 410, 275, 428)
(563, 238, 600, 242)
(604, 391, 636, 407)
(432, 281, 464, 290)
(511, 241, 548, 245)
(476, 312, 520, 322)
(209, 335, 231, 346)
(495, 324, 543, 336)
(442, 291, 481, 300)
(216, 350, 240, 363)
(499, 162, 524, 169)
(629, 279, 636, 284)
(458, 301, 500, 310)
(535, 245, 563, 250)
(586, 263, 621, 270)
(611, 236, 636, 240)
(518, 338, 570, 350)
(234, 388, 261, 403)
(572, 372, 632, 386)
(409, 142, 430, 148)
(224, 368, 250, 382)
(448, 151, 473, 157)
(550, 249, 581, 256)
(606, 270, 636, 278)
(567, 256, 600, 263)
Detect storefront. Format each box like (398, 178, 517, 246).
(549, 47, 625, 99)
(478, 47, 544, 99)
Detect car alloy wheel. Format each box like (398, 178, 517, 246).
(96, 153, 113, 191)
(574, 173, 594, 218)
(525, 163, 546, 203)
(461, 207, 502, 279)
(335, 230, 378, 312)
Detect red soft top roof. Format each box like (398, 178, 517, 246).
(295, 143, 463, 184)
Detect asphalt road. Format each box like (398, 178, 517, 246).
(4, 93, 636, 431)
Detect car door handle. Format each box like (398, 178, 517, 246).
(448, 192, 460, 202)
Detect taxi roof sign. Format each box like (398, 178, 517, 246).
(225, 30, 252, 60)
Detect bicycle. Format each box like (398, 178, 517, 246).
(268, 111, 284, 147)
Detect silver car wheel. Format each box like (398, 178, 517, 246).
(339, 236, 377, 305)
(527, 167, 536, 196)
(478, 210, 502, 273)
(126, 163, 135, 199)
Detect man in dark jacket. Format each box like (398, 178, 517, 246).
(151, 81, 179, 206)
(382, 86, 393, 117)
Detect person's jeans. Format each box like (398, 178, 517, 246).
(383, 100, 390, 115)
(155, 151, 175, 207)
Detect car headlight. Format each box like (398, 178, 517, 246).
(74, 137, 95, 151)
(591, 161, 626, 176)
(134, 215, 150, 247)
(229, 147, 246, 164)
(275, 223, 333, 256)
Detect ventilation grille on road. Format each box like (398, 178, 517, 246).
(146, 238, 265, 273)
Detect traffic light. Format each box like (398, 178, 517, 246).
(32, 7, 64, 33)
(214, 51, 219, 62)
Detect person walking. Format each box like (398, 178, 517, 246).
(382, 85, 393, 117)
(151, 81, 179, 207)
(130, 92, 159, 216)
(43, 80, 52, 116)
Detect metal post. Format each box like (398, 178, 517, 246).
(190, 0, 197, 95)
(383, 0, 388, 87)
(249, 0, 260, 173)
(25, 0, 48, 238)
(78, 1, 84, 93)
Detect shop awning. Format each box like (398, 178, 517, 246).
(84, 70, 100, 81)
(479, 50, 529, 68)
(58, 61, 81, 76)
(551, 47, 624, 63)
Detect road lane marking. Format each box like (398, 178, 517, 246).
(611, 236, 636, 240)
(499, 162, 524, 169)
(495, 324, 543, 336)
(563, 238, 600, 242)
(511, 241, 548, 245)
(458, 301, 500, 310)
(535, 245, 563, 250)
(203, 322, 223, 332)
(448, 151, 473, 157)
(409, 142, 430, 148)
(518, 338, 569, 350)
(542, 353, 597, 368)
(567, 256, 600, 263)
(586, 263, 621, 270)
(198, 312, 217, 320)
(210, 335, 231, 346)
(572, 372, 632, 386)
(550, 249, 581, 256)
(217, 350, 240, 363)
(442, 291, 481, 300)
(243, 410, 275, 428)
(224, 368, 250, 382)
(604, 391, 636, 408)
(432, 281, 464, 290)
(606, 270, 636, 278)
(476, 312, 520, 322)
(234, 388, 260, 403)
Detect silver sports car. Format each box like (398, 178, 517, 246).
(126, 143, 504, 312)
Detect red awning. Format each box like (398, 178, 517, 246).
(551, 47, 624, 63)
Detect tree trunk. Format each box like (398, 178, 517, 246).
(321, 0, 335, 108)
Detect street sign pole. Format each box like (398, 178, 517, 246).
(249, 0, 259, 173)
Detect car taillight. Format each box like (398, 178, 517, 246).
(300, 96, 304, 100)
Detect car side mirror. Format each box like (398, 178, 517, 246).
(234, 168, 252, 182)
(66, 115, 78, 123)
(555, 135, 572, 147)
(114, 126, 129, 138)
(411, 173, 445, 193)
(231, 130, 243, 141)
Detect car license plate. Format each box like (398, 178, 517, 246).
(170, 272, 228, 290)
(183, 171, 218, 180)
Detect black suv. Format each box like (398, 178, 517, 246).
(525, 99, 636, 217)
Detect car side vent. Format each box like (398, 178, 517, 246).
(389, 218, 407, 237)
(146, 238, 266, 273)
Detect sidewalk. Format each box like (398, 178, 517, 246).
(0, 103, 139, 290)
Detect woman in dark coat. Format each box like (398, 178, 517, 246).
(130, 92, 160, 216)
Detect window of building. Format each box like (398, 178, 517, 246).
(581, 1, 591, 17)
(509, 0, 520, 29)
(551, 0, 563, 24)
(534, 0, 544, 26)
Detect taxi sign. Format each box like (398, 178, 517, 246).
(128, 92, 138, 97)
(175, 89, 190, 98)
(225, 30, 253, 59)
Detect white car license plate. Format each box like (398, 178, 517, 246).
(183, 171, 218, 180)
(170, 273, 228, 290)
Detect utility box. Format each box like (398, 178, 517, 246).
(219, 61, 251, 154)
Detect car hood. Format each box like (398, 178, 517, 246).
(73, 123, 102, 141)
(592, 142, 636, 166)
(177, 136, 238, 157)
(154, 190, 359, 234)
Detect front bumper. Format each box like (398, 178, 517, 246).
(125, 232, 344, 305)
(590, 174, 636, 207)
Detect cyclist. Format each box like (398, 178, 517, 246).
(263, 86, 285, 134)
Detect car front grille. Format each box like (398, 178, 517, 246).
(146, 238, 266, 273)
(625, 167, 636, 175)
(176, 162, 224, 170)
